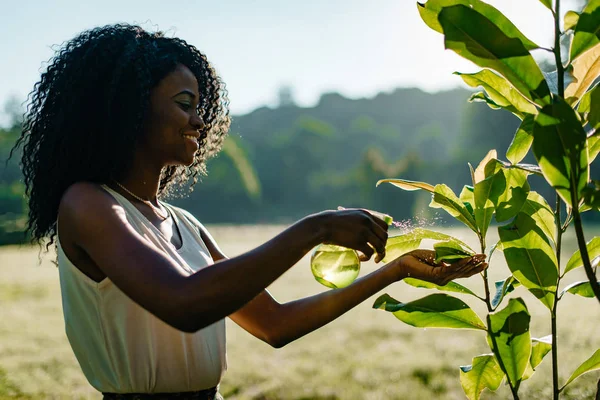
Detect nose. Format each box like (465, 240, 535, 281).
(191, 113, 206, 132)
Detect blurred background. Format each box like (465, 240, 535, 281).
(2, 1, 600, 399)
(1, 0, 595, 244)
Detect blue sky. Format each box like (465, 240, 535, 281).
(0, 0, 570, 123)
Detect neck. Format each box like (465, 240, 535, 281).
(112, 155, 165, 204)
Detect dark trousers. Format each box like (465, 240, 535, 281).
(102, 387, 222, 400)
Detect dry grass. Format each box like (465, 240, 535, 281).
(0, 226, 599, 399)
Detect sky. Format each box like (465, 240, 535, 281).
(0, 0, 570, 124)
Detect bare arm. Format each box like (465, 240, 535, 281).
(197, 220, 487, 348)
(60, 182, 388, 333)
(230, 267, 397, 348)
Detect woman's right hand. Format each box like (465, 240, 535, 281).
(390, 249, 488, 285)
(316, 208, 389, 263)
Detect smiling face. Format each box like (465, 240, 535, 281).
(140, 64, 206, 167)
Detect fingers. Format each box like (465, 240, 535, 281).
(357, 211, 388, 262)
(440, 262, 488, 285)
(366, 231, 386, 262)
(333, 208, 389, 263)
(356, 243, 375, 262)
(438, 257, 488, 285)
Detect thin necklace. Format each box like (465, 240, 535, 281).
(113, 181, 169, 220)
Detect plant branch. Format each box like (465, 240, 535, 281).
(552, 3, 565, 398)
(479, 235, 493, 312)
(561, 207, 573, 232)
(554, 0, 565, 98)
(552, 194, 563, 400)
(571, 203, 600, 303)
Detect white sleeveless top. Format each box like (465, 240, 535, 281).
(56, 184, 227, 393)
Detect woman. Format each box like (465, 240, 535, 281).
(12, 24, 486, 399)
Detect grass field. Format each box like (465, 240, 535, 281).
(1, 225, 599, 399)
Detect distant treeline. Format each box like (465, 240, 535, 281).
(1, 87, 598, 245)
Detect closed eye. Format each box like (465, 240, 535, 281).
(177, 101, 192, 111)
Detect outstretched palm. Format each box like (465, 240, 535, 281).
(398, 250, 487, 286)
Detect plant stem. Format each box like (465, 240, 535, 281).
(571, 204, 600, 302)
(551, 3, 563, 398)
(551, 308, 559, 400)
(553, 0, 564, 97)
(552, 194, 562, 400)
(553, 0, 600, 304)
(482, 270, 493, 313)
(480, 236, 493, 312)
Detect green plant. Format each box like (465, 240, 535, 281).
(312, 0, 600, 398)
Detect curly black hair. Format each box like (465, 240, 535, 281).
(10, 23, 230, 250)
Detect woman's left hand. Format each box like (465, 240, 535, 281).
(387, 249, 488, 286)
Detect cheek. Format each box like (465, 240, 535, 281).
(145, 107, 187, 143)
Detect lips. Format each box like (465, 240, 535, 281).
(182, 132, 200, 140)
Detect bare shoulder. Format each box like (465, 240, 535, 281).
(58, 182, 126, 246)
(60, 182, 115, 214)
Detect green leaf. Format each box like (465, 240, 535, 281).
(498, 213, 558, 309)
(582, 181, 600, 211)
(579, 85, 600, 132)
(500, 162, 543, 176)
(564, 237, 600, 275)
(382, 235, 421, 264)
(473, 175, 495, 239)
(460, 185, 476, 217)
(459, 354, 504, 400)
(565, 11, 580, 32)
(404, 277, 478, 297)
(475, 167, 531, 230)
(473, 149, 498, 184)
(562, 349, 600, 390)
(468, 163, 477, 186)
(310, 245, 360, 289)
(561, 281, 600, 298)
(566, 43, 600, 102)
(507, 115, 535, 164)
(531, 336, 552, 370)
(538, 0, 552, 11)
(417, 0, 539, 50)
(487, 298, 532, 387)
(520, 191, 557, 245)
(469, 91, 502, 110)
(533, 97, 589, 207)
(488, 240, 501, 260)
(430, 184, 479, 232)
(383, 228, 474, 263)
(589, 134, 600, 164)
(570, 0, 600, 61)
(419, 1, 550, 106)
(373, 293, 486, 330)
(491, 276, 521, 309)
(434, 240, 474, 263)
(490, 169, 530, 222)
(523, 335, 553, 380)
(376, 178, 435, 192)
(457, 70, 538, 118)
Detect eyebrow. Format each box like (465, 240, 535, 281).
(173, 90, 199, 99)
